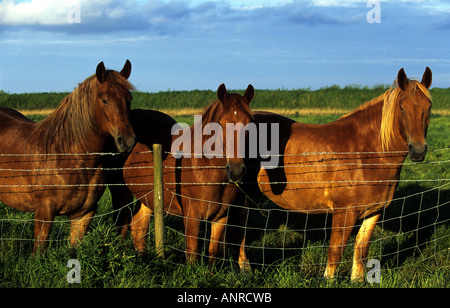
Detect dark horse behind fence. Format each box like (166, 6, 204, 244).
(113, 84, 254, 270)
(253, 67, 432, 281)
(0, 60, 136, 253)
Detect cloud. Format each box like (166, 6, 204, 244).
(0, 0, 74, 25)
(0, 0, 226, 35)
(0, 0, 143, 32)
(269, 1, 365, 26)
(0, 0, 447, 35)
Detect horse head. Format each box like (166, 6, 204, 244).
(95, 60, 136, 153)
(396, 67, 432, 162)
(215, 83, 255, 183)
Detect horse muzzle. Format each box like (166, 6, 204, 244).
(115, 133, 136, 154)
(408, 143, 427, 162)
(226, 160, 246, 183)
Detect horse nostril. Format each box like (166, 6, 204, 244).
(409, 143, 427, 154)
(117, 136, 124, 147)
(225, 163, 246, 183)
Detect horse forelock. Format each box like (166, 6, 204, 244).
(201, 95, 254, 126)
(103, 70, 135, 93)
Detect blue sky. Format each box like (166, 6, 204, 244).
(1, 0, 450, 93)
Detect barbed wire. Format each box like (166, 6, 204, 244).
(0, 147, 448, 158)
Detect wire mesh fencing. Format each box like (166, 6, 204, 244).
(0, 148, 449, 280)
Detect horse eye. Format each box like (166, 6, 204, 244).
(102, 99, 108, 104)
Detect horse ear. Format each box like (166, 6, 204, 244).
(244, 84, 255, 104)
(120, 59, 132, 80)
(217, 83, 227, 103)
(421, 66, 432, 89)
(96, 61, 107, 83)
(397, 68, 408, 91)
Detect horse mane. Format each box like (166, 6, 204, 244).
(35, 71, 134, 153)
(201, 99, 223, 127)
(341, 79, 431, 152)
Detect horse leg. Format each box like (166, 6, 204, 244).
(184, 215, 200, 264)
(226, 205, 251, 272)
(69, 211, 95, 247)
(130, 201, 153, 252)
(238, 238, 251, 272)
(209, 216, 227, 264)
(110, 184, 134, 237)
(33, 206, 56, 254)
(351, 213, 381, 282)
(324, 209, 359, 279)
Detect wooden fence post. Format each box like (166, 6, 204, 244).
(153, 143, 165, 258)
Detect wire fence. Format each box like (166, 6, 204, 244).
(152, 182, 449, 274)
(0, 148, 449, 279)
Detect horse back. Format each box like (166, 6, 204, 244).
(0, 108, 37, 151)
(0, 107, 34, 122)
(130, 109, 177, 151)
(0, 107, 36, 126)
(124, 109, 177, 202)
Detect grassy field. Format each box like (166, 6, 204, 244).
(0, 88, 449, 288)
(2, 85, 450, 113)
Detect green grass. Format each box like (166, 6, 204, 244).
(0, 89, 449, 288)
(2, 85, 450, 112)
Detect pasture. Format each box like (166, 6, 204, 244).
(0, 87, 449, 288)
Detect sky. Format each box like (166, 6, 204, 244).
(1, 0, 450, 93)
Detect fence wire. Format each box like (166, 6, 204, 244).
(0, 148, 449, 279)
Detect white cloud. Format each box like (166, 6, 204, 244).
(311, 0, 364, 7)
(0, 0, 76, 25)
(0, 0, 139, 26)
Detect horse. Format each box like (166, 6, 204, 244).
(253, 67, 432, 281)
(116, 83, 254, 270)
(0, 60, 136, 253)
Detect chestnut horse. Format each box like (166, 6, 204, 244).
(0, 60, 136, 253)
(117, 84, 254, 270)
(255, 67, 432, 281)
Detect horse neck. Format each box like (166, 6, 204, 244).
(189, 117, 216, 157)
(343, 99, 408, 161)
(37, 91, 105, 155)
